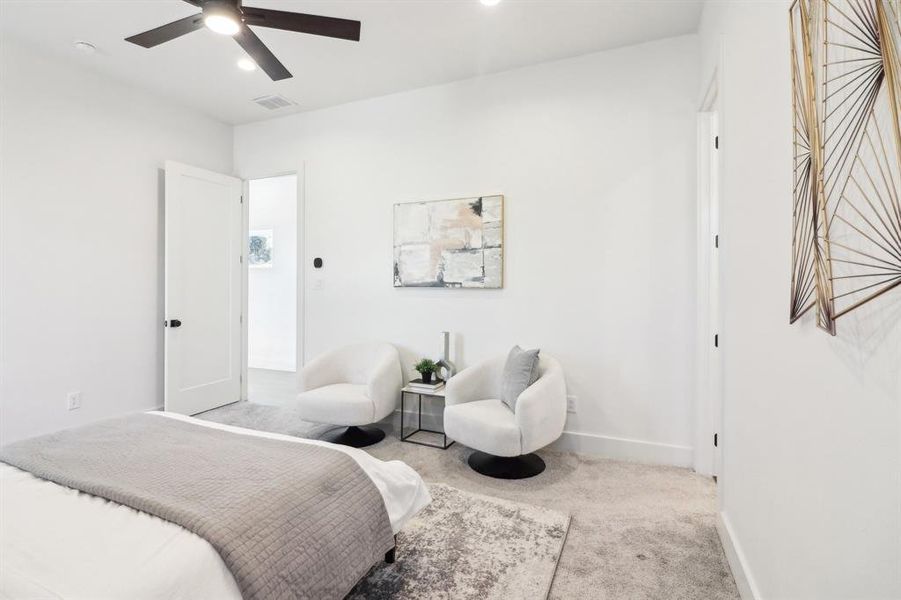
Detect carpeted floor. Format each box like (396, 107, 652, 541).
(369, 433, 738, 600)
(197, 402, 739, 600)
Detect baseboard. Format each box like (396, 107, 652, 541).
(550, 430, 693, 467)
(391, 407, 692, 467)
(247, 360, 295, 372)
(717, 511, 761, 600)
(391, 407, 443, 434)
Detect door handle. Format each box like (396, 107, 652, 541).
(166, 319, 182, 328)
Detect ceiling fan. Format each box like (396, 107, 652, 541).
(125, 0, 361, 81)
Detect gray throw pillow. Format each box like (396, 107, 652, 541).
(501, 345, 541, 412)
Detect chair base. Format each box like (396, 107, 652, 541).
(467, 451, 546, 479)
(323, 425, 386, 448)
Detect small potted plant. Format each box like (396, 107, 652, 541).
(414, 358, 437, 384)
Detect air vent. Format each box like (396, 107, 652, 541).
(251, 94, 297, 110)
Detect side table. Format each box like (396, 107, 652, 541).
(399, 386, 454, 449)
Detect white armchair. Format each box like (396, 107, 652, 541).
(444, 353, 566, 479)
(294, 342, 402, 447)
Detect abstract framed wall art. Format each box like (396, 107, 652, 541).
(790, 0, 901, 335)
(393, 195, 504, 288)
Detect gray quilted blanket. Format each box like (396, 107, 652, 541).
(0, 413, 395, 600)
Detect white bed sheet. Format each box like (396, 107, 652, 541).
(0, 411, 431, 600)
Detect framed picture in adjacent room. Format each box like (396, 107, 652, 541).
(248, 229, 273, 268)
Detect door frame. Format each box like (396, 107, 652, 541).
(239, 164, 306, 400)
(695, 63, 724, 482)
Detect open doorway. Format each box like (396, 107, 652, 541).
(245, 174, 299, 407)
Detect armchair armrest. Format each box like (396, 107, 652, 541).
(515, 357, 567, 454)
(367, 349, 402, 419)
(299, 348, 345, 392)
(445, 357, 505, 406)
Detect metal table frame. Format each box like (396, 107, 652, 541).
(399, 389, 454, 449)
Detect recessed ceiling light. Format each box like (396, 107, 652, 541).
(237, 58, 256, 72)
(73, 40, 97, 55)
(203, 4, 241, 36)
(480, 0, 501, 5)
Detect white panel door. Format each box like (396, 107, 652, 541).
(164, 161, 243, 415)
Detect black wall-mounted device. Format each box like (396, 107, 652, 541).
(313, 257, 323, 269)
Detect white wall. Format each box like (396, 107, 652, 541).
(234, 35, 701, 465)
(248, 175, 297, 372)
(698, 3, 901, 599)
(0, 40, 233, 444)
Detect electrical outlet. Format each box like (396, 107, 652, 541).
(566, 394, 577, 413)
(66, 391, 81, 411)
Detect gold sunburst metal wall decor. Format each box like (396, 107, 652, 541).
(790, 0, 901, 335)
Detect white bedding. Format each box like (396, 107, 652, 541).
(0, 411, 431, 600)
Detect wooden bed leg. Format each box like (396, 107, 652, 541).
(385, 535, 397, 564)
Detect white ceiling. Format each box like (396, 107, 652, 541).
(0, 0, 703, 124)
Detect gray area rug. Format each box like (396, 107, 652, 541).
(348, 483, 570, 600)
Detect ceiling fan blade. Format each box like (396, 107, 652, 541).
(125, 14, 204, 48)
(242, 7, 361, 42)
(234, 26, 292, 81)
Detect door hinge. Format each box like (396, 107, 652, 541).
(714, 433, 718, 447)
(714, 333, 719, 348)
(714, 136, 719, 149)
(240, 195, 244, 204)
(715, 234, 719, 248)
(240, 314, 243, 324)
(239, 255, 243, 264)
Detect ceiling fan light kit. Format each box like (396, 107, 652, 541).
(124, 0, 361, 82)
(201, 2, 241, 35)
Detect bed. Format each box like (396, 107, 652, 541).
(0, 411, 431, 600)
